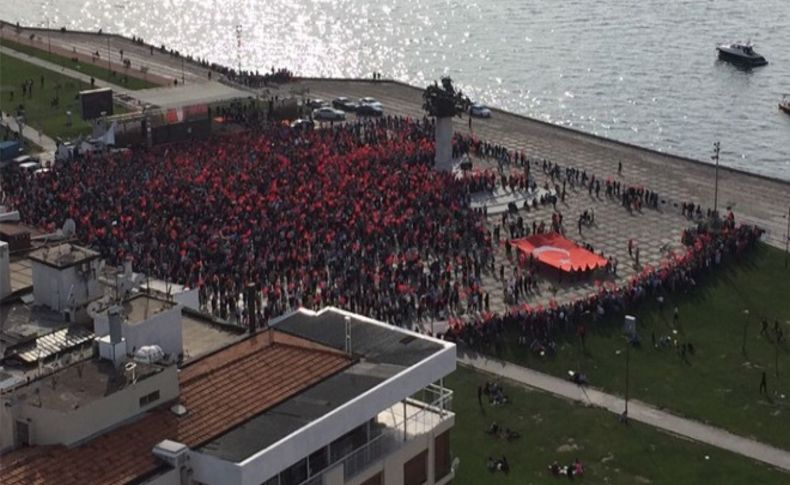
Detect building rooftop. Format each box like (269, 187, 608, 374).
(1, 302, 66, 350)
(199, 359, 403, 461)
(0, 329, 351, 485)
(27, 244, 100, 270)
(272, 307, 444, 367)
(7, 357, 164, 412)
(198, 307, 449, 462)
(181, 309, 245, 362)
(115, 294, 176, 325)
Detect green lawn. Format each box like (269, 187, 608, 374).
(0, 37, 157, 90)
(0, 52, 131, 140)
(488, 243, 790, 450)
(447, 366, 788, 484)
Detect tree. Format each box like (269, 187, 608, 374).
(422, 77, 470, 118)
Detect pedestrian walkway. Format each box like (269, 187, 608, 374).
(1, 45, 134, 97)
(459, 350, 790, 472)
(1, 113, 57, 162)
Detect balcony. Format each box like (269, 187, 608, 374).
(292, 384, 453, 485)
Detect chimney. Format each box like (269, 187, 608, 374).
(344, 316, 352, 356)
(108, 305, 123, 344)
(0, 241, 9, 300)
(246, 283, 257, 334)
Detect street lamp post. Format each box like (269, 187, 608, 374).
(625, 341, 630, 419)
(711, 141, 721, 217)
(106, 36, 112, 74)
(784, 206, 789, 268)
(235, 25, 243, 75)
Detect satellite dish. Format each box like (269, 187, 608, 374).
(62, 218, 76, 238)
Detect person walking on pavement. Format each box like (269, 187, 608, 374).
(760, 371, 768, 394)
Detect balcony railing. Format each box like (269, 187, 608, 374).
(296, 386, 454, 485)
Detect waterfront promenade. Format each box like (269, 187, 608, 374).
(2, 22, 788, 250)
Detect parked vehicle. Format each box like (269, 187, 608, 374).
(290, 119, 315, 131)
(305, 99, 326, 109)
(358, 97, 383, 109)
(312, 107, 346, 121)
(356, 104, 384, 117)
(332, 97, 359, 112)
(470, 103, 492, 118)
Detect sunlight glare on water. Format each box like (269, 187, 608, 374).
(5, 0, 790, 179)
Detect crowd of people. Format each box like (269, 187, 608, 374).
(4, 116, 497, 328)
(445, 222, 764, 353)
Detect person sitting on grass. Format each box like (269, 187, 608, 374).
(549, 461, 561, 477)
(487, 456, 497, 472)
(498, 455, 510, 474)
(573, 458, 584, 476)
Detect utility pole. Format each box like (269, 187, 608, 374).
(624, 341, 630, 419)
(711, 141, 721, 217)
(106, 35, 112, 75)
(235, 25, 243, 75)
(785, 205, 789, 268)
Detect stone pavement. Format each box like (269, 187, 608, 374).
(459, 350, 790, 472)
(294, 79, 790, 250)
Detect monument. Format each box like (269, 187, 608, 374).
(423, 77, 470, 171)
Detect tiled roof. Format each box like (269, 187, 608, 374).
(0, 330, 351, 485)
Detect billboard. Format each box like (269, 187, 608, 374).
(80, 88, 114, 120)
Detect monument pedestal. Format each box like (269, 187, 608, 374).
(434, 116, 454, 171)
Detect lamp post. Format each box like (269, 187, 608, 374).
(784, 206, 789, 268)
(44, 2, 52, 58)
(742, 309, 749, 357)
(235, 24, 243, 75)
(625, 340, 630, 418)
(711, 141, 721, 217)
(106, 35, 112, 74)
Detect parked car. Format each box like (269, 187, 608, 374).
(305, 98, 326, 109)
(358, 97, 383, 109)
(18, 161, 42, 173)
(312, 107, 346, 121)
(356, 104, 384, 117)
(290, 119, 315, 131)
(332, 97, 359, 112)
(469, 103, 492, 118)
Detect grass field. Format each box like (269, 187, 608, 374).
(488, 243, 790, 450)
(447, 366, 789, 485)
(0, 52, 132, 140)
(1, 37, 157, 90)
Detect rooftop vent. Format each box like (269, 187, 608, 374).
(153, 439, 189, 468)
(170, 403, 188, 417)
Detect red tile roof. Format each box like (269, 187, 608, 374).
(0, 330, 350, 485)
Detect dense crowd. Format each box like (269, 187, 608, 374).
(445, 222, 764, 352)
(4, 117, 496, 327)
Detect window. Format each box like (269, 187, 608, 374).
(403, 449, 427, 485)
(308, 447, 329, 475)
(15, 421, 30, 447)
(139, 390, 160, 407)
(279, 458, 307, 485)
(360, 472, 383, 485)
(330, 422, 368, 462)
(434, 431, 451, 480)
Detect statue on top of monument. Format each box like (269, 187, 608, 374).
(423, 77, 470, 119)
